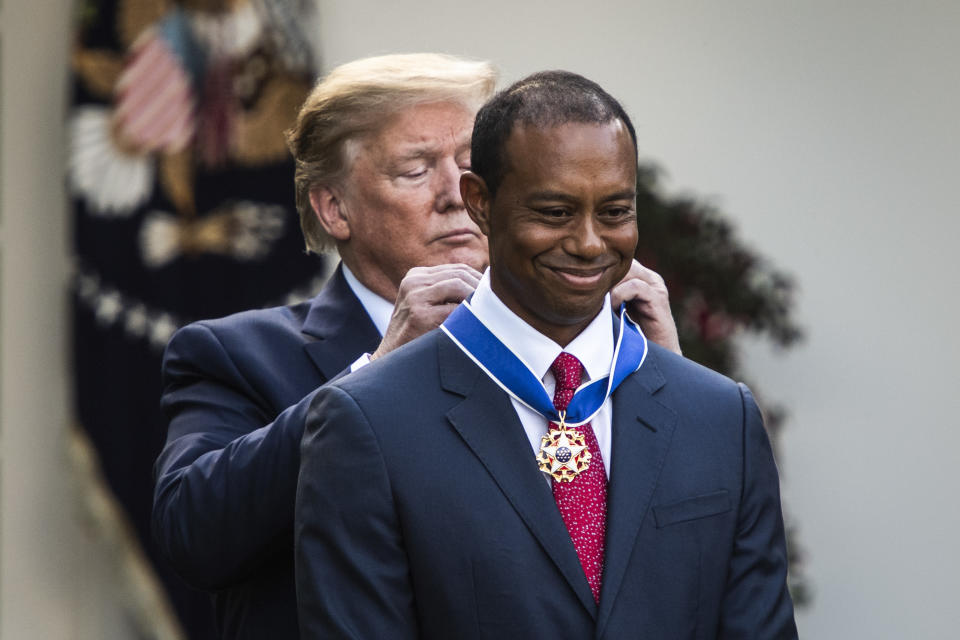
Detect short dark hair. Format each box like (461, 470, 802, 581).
(470, 70, 638, 196)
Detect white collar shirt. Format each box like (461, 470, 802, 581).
(342, 262, 396, 372)
(469, 270, 614, 480)
(341, 262, 394, 337)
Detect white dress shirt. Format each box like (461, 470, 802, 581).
(342, 262, 393, 337)
(469, 270, 615, 479)
(342, 262, 394, 372)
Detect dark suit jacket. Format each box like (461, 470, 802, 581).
(296, 328, 797, 639)
(153, 266, 380, 639)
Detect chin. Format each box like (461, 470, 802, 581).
(446, 246, 488, 270)
(545, 293, 607, 322)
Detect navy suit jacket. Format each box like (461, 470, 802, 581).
(154, 266, 380, 639)
(296, 328, 797, 639)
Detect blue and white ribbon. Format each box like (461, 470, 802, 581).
(440, 301, 648, 427)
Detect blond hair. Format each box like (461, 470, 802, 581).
(286, 53, 498, 254)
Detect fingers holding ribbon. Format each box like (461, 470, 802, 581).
(610, 259, 681, 355)
(372, 263, 482, 360)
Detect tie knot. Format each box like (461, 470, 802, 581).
(551, 352, 584, 396)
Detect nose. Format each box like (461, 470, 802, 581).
(434, 157, 465, 213)
(566, 213, 605, 259)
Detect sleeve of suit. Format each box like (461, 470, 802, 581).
(153, 322, 329, 590)
(296, 385, 419, 640)
(719, 383, 798, 639)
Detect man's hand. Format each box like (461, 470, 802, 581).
(371, 264, 482, 360)
(611, 260, 682, 355)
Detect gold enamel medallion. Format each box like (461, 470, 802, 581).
(536, 413, 592, 482)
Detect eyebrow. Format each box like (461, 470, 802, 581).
(527, 189, 637, 203)
(603, 189, 637, 202)
(390, 140, 472, 163)
(392, 146, 435, 162)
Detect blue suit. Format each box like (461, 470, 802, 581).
(295, 327, 797, 639)
(153, 266, 380, 639)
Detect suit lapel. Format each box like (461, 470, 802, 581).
(439, 336, 598, 619)
(596, 352, 678, 636)
(301, 264, 382, 381)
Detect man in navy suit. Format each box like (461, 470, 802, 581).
(153, 55, 680, 638)
(295, 71, 796, 638)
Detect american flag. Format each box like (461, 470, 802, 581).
(114, 18, 196, 153)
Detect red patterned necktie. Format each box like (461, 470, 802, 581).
(549, 351, 607, 603)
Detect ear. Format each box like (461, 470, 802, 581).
(460, 171, 492, 236)
(309, 185, 351, 241)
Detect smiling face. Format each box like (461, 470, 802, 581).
(463, 120, 638, 346)
(334, 101, 488, 301)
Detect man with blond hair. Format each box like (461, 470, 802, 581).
(153, 53, 679, 638)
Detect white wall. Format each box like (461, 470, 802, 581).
(1, 1, 138, 638)
(0, 0, 75, 636)
(315, 1, 960, 637)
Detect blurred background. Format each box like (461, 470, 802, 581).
(2, 0, 958, 638)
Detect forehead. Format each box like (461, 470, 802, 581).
(369, 100, 474, 154)
(501, 120, 637, 187)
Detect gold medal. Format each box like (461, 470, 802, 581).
(536, 411, 592, 482)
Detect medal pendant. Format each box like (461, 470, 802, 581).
(536, 413, 592, 482)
